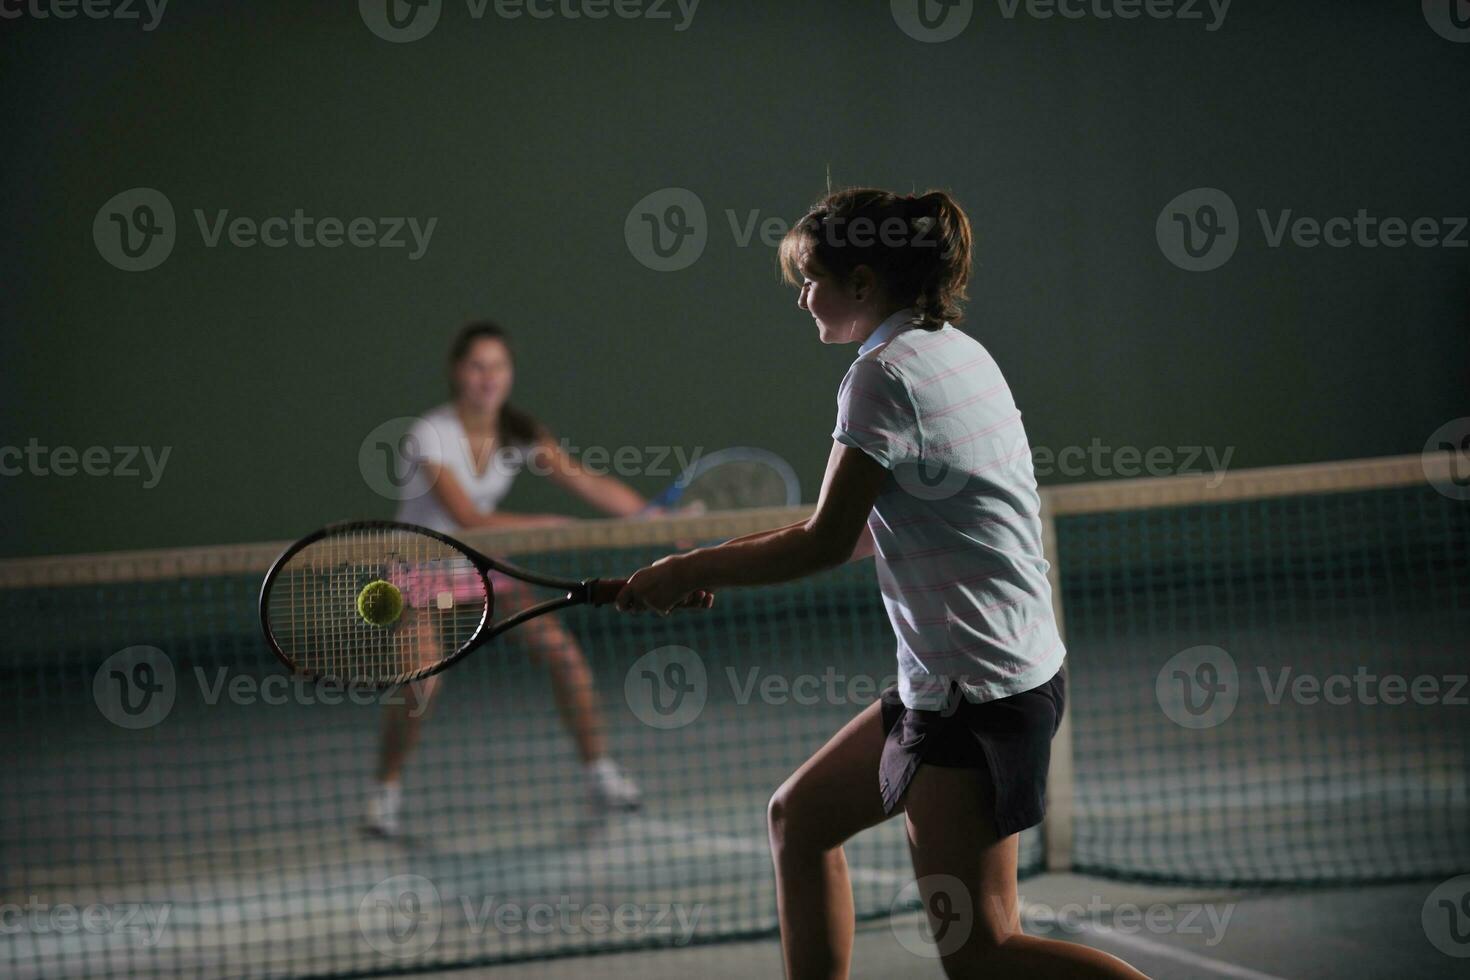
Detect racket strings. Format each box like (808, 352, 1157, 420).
(267, 526, 489, 685)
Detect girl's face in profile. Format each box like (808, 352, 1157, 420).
(453, 337, 514, 416)
(797, 254, 876, 345)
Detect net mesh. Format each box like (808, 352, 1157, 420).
(1, 457, 1467, 978)
(1058, 479, 1470, 883)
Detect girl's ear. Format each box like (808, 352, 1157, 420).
(849, 264, 877, 302)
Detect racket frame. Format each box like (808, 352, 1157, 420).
(258, 519, 620, 688)
(645, 446, 802, 511)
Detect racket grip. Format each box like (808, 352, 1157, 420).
(589, 579, 715, 609)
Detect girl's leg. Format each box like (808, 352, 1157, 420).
(376, 675, 440, 783)
(767, 698, 897, 980)
(902, 763, 1149, 979)
(516, 602, 605, 763)
(369, 611, 443, 834)
(498, 581, 638, 807)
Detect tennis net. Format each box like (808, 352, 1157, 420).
(0, 453, 1465, 977)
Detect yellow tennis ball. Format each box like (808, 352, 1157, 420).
(357, 579, 403, 627)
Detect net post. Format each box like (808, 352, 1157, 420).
(1039, 493, 1075, 873)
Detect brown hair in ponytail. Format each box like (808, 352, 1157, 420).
(447, 321, 547, 447)
(778, 187, 974, 330)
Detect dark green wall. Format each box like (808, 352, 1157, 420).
(2, 0, 1466, 557)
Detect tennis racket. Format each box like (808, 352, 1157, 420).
(258, 519, 712, 688)
(644, 446, 801, 514)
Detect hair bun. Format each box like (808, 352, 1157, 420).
(778, 186, 973, 328)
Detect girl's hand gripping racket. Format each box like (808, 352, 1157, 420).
(258, 519, 712, 688)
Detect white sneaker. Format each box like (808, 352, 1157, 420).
(586, 758, 641, 812)
(364, 781, 402, 837)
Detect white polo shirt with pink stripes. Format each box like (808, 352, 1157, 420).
(833, 308, 1066, 711)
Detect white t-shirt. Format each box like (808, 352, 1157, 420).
(833, 309, 1066, 710)
(394, 404, 528, 533)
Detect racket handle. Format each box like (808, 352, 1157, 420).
(588, 579, 715, 609)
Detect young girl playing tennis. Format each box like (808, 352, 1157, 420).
(366, 321, 648, 835)
(615, 189, 1146, 978)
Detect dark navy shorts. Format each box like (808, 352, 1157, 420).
(878, 668, 1066, 838)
